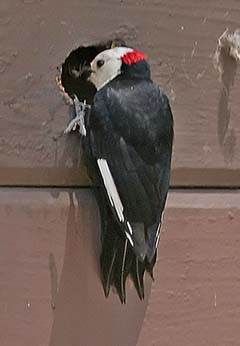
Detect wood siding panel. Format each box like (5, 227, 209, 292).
(138, 191, 240, 346)
(1, 1, 240, 345)
(0, 188, 239, 346)
(0, 1, 240, 186)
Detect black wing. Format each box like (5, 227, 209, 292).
(88, 77, 173, 261)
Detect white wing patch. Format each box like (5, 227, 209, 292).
(97, 158, 134, 246)
(125, 232, 134, 247)
(155, 222, 161, 248)
(97, 159, 124, 222)
(126, 221, 133, 235)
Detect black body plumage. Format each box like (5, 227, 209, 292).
(83, 56, 173, 303)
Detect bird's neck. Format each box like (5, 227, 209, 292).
(121, 60, 151, 80)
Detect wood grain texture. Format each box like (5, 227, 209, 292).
(0, 188, 151, 346)
(0, 0, 240, 186)
(138, 191, 240, 346)
(0, 188, 239, 346)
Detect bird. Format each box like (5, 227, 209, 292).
(81, 46, 174, 303)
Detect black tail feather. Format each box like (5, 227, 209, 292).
(130, 257, 145, 300)
(145, 251, 157, 280)
(112, 238, 133, 303)
(100, 222, 156, 303)
(100, 219, 118, 297)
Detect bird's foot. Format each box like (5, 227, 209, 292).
(64, 96, 91, 136)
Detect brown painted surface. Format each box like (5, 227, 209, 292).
(0, 189, 240, 346)
(0, 188, 152, 346)
(1, 1, 240, 346)
(138, 193, 240, 346)
(1, 1, 240, 186)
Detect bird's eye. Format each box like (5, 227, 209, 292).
(97, 59, 105, 68)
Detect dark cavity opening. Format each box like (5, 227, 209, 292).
(59, 38, 126, 105)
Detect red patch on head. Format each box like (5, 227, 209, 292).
(121, 50, 147, 65)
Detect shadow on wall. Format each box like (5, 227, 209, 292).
(48, 134, 152, 346)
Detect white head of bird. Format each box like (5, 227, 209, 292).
(89, 47, 133, 90)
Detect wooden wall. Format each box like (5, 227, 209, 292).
(0, 1, 239, 345)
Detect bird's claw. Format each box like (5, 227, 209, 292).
(64, 96, 91, 136)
